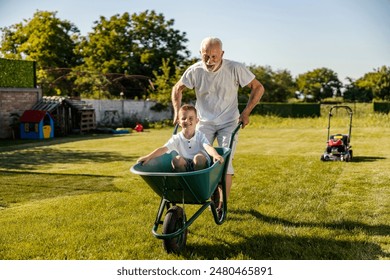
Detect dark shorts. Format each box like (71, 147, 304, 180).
(183, 158, 210, 172)
(184, 158, 195, 172)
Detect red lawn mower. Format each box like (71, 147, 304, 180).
(320, 105, 353, 162)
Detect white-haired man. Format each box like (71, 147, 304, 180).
(171, 37, 265, 216)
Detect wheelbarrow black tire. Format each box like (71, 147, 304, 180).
(162, 206, 187, 253)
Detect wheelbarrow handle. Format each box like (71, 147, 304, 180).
(173, 123, 180, 135)
(229, 121, 243, 150)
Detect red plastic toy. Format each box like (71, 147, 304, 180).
(134, 123, 144, 132)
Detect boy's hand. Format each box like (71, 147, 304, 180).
(214, 155, 224, 164)
(137, 156, 150, 165)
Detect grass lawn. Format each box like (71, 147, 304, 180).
(0, 104, 389, 260)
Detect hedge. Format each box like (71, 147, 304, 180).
(239, 103, 321, 117)
(0, 58, 36, 88)
(373, 102, 390, 114)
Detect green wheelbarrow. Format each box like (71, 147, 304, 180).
(130, 122, 242, 253)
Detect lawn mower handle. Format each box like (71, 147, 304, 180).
(327, 105, 353, 142)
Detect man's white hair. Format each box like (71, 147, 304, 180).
(200, 37, 223, 51)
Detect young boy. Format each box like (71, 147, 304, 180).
(137, 104, 224, 171)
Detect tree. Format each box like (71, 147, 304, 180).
(148, 58, 195, 107)
(373, 66, 390, 100)
(270, 69, 296, 102)
(73, 10, 190, 99)
(130, 10, 190, 74)
(148, 58, 179, 105)
(246, 65, 295, 102)
(343, 77, 373, 102)
(296, 68, 342, 102)
(343, 66, 390, 102)
(0, 10, 81, 95)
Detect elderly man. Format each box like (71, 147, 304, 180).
(171, 37, 265, 216)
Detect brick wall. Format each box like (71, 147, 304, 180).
(0, 88, 42, 139)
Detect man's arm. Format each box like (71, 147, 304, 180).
(171, 80, 187, 124)
(239, 78, 265, 128)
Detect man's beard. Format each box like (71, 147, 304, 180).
(204, 61, 222, 72)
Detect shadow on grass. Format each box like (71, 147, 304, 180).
(0, 133, 127, 151)
(0, 147, 137, 170)
(0, 135, 137, 208)
(351, 156, 387, 162)
(0, 170, 123, 209)
(230, 209, 390, 237)
(182, 208, 390, 259)
(184, 232, 386, 260)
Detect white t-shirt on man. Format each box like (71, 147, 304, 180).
(180, 59, 255, 125)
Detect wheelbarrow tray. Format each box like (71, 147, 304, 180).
(131, 147, 231, 204)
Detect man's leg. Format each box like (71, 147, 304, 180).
(197, 122, 220, 205)
(197, 120, 238, 209)
(216, 120, 239, 209)
(225, 174, 232, 200)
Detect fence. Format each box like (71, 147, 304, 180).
(84, 99, 172, 127)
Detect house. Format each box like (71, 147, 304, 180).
(31, 96, 96, 135)
(19, 110, 54, 139)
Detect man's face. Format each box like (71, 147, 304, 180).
(201, 44, 224, 72)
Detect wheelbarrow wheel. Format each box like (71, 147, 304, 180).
(162, 206, 187, 253)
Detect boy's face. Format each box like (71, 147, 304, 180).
(178, 109, 198, 131)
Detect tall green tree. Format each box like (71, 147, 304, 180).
(148, 58, 195, 106)
(130, 10, 190, 74)
(246, 65, 295, 102)
(343, 77, 373, 102)
(344, 66, 390, 102)
(0, 10, 81, 95)
(73, 10, 190, 99)
(270, 69, 296, 102)
(296, 68, 342, 102)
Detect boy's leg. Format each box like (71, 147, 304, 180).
(171, 156, 187, 172)
(193, 153, 208, 170)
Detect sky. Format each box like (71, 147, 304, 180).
(0, 0, 389, 82)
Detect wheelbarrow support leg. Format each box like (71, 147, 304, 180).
(153, 197, 168, 231)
